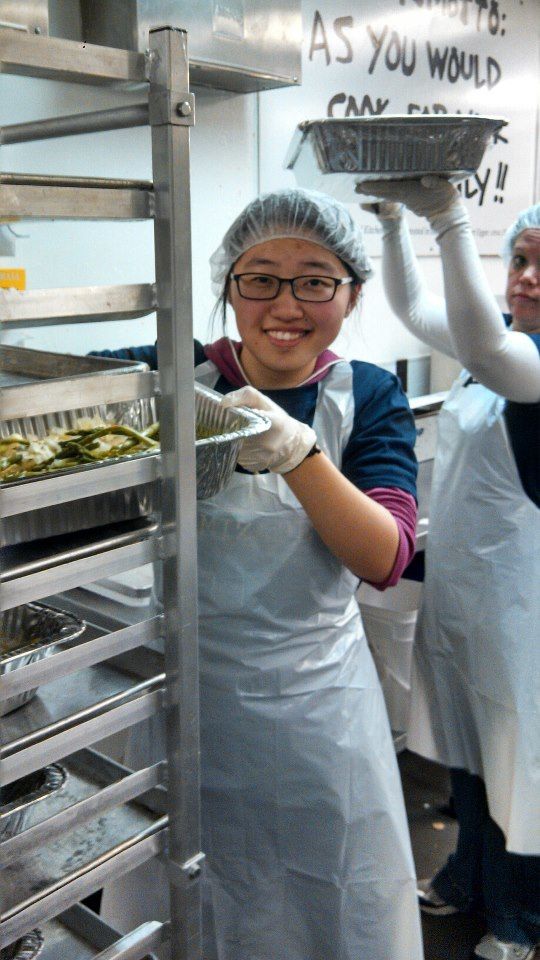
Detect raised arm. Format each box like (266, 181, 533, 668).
(222, 381, 417, 586)
(369, 201, 456, 357)
(360, 179, 540, 403)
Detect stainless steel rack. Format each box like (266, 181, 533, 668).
(1, 25, 201, 960)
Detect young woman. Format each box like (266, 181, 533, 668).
(96, 188, 423, 960)
(360, 179, 540, 960)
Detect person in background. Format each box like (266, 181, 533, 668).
(359, 178, 540, 960)
(94, 187, 424, 960)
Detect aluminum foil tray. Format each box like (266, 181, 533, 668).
(285, 115, 507, 202)
(1, 931, 44, 960)
(0, 763, 66, 841)
(0, 383, 269, 545)
(0, 603, 86, 716)
(194, 382, 270, 499)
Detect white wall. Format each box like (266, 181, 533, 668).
(1, 3, 536, 392)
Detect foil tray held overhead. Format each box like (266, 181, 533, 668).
(0, 603, 86, 716)
(0, 383, 269, 545)
(284, 115, 508, 203)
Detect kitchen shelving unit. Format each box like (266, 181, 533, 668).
(1, 25, 201, 960)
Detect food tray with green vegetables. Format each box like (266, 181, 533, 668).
(0, 419, 160, 483)
(0, 386, 269, 545)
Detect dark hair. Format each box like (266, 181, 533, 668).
(209, 273, 232, 337)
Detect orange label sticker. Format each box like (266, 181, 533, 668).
(0, 268, 26, 290)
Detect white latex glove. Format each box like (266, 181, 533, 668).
(360, 198, 403, 221)
(356, 176, 461, 221)
(222, 386, 317, 474)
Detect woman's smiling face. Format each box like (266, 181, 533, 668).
(229, 237, 360, 389)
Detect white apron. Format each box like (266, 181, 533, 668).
(102, 361, 423, 959)
(195, 360, 423, 960)
(407, 372, 540, 855)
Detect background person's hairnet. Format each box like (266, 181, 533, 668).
(210, 188, 373, 295)
(501, 202, 540, 264)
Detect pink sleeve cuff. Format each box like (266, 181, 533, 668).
(362, 487, 418, 590)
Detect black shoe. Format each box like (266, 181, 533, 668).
(417, 878, 460, 916)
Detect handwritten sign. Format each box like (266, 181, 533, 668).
(259, 0, 539, 254)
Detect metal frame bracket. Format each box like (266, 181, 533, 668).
(148, 90, 195, 127)
(166, 852, 206, 885)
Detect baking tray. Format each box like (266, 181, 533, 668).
(0, 344, 148, 390)
(285, 115, 508, 203)
(1, 603, 86, 716)
(1, 748, 167, 921)
(0, 763, 66, 842)
(0, 930, 44, 960)
(0, 383, 269, 544)
(82, 565, 155, 608)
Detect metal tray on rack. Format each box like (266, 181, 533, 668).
(0, 383, 269, 544)
(0, 762, 67, 842)
(10, 921, 86, 960)
(0, 930, 44, 960)
(1, 603, 86, 716)
(1, 749, 167, 924)
(2, 748, 166, 839)
(285, 115, 507, 203)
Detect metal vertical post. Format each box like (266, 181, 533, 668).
(148, 26, 202, 960)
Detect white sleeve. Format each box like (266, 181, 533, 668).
(380, 206, 540, 403)
(429, 203, 540, 403)
(380, 215, 456, 358)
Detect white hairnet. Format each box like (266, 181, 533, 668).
(501, 203, 540, 264)
(210, 188, 373, 295)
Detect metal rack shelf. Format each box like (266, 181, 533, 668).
(1, 454, 160, 519)
(0, 283, 156, 329)
(0, 30, 147, 85)
(1, 24, 201, 960)
(33, 904, 166, 960)
(1, 749, 167, 945)
(1, 645, 165, 784)
(1, 104, 150, 145)
(1, 749, 165, 864)
(1, 615, 162, 704)
(0, 172, 154, 220)
(0, 519, 160, 610)
(2, 368, 157, 419)
(2, 814, 166, 946)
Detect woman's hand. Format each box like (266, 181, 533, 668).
(222, 386, 316, 474)
(360, 197, 403, 221)
(223, 387, 401, 582)
(357, 176, 461, 221)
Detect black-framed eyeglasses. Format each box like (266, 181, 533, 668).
(231, 272, 354, 302)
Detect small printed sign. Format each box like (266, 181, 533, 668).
(0, 268, 26, 290)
